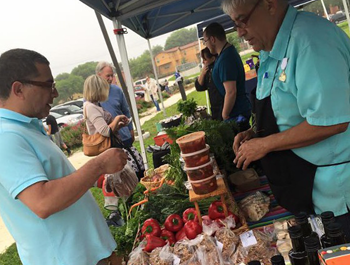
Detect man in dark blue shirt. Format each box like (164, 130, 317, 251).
(203, 22, 251, 129)
(96, 62, 134, 147)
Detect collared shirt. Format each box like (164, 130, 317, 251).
(212, 45, 251, 119)
(257, 6, 350, 215)
(101, 84, 133, 143)
(0, 109, 116, 265)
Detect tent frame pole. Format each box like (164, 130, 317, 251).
(113, 18, 149, 170)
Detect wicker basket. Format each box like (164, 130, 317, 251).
(140, 175, 165, 190)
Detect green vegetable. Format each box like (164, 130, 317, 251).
(177, 98, 197, 118)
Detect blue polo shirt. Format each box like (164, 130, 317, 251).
(101, 84, 133, 145)
(0, 109, 116, 265)
(257, 6, 350, 215)
(212, 45, 251, 119)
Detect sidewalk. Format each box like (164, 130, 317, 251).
(0, 86, 197, 254)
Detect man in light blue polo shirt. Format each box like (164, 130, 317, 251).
(0, 49, 128, 265)
(223, 0, 350, 237)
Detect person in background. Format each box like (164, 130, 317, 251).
(195, 47, 223, 121)
(160, 78, 171, 94)
(145, 76, 161, 111)
(174, 69, 187, 101)
(83, 74, 129, 225)
(203, 22, 251, 130)
(223, 0, 350, 238)
(0, 48, 128, 265)
(96, 61, 134, 148)
(45, 113, 72, 156)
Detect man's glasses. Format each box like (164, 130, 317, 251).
(202, 38, 210, 45)
(19, 80, 56, 92)
(234, 0, 261, 29)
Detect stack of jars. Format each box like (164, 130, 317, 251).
(176, 131, 217, 195)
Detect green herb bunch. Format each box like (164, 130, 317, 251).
(177, 98, 197, 117)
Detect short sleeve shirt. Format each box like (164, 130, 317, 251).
(0, 109, 116, 265)
(212, 45, 251, 118)
(257, 6, 350, 215)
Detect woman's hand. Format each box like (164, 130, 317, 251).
(109, 115, 129, 132)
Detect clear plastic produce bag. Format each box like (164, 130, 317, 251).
(105, 163, 138, 198)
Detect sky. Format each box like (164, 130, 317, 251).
(0, 0, 174, 77)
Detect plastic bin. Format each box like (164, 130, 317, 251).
(189, 175, 218, 195)
(184, 158, 213, 181)
(176, 131, 206, 154)
(153, 133, 173, 146)
(181, 144, 210, 167)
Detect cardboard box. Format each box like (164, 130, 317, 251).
(318, 243, 350, 265)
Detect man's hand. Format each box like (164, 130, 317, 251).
(130, 129, 135, 143)
(233, 129, 254, 154)
(234, 138, 269, 170)
(96, 148, 128, 174)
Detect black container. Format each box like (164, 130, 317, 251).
(327, 222, 347, 247)
(160, 115, 182, 128)
(320, 211, 335, 248)
(295, 212, 319, 239)
(288, 225, 309, 265)
(271, 254, 286, 265)
(247, 261, 261, 265)
(304, 236, 321, 265)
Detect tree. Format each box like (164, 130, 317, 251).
(226, 32, 242, 53)
(55, 73, 70, 81)
(71, 61, 98, 80)
(129, 45, 164, 80)
(54, 75, 84, 105)
(164, 28, 197, 50)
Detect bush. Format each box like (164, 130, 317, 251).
(61, 121, 85, 148)
(136, 99, 154, 113)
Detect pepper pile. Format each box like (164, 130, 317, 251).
(141, 208, 203, 252)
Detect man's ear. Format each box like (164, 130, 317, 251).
(12, 81, 26, 99)
(263, 0, 278, 15)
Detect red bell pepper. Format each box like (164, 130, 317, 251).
(184, 220, 203, 240)
(182, 208, 199, 223)
(160, 229, 176, 246)
(143, 234, 166, 252)
(164, 214, 184, 232)
(208, 201, 226, 220)
(175, 227, 187, 242)
(141, 218, 161, 237)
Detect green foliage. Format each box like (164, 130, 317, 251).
(129, 46, 164, 80)
(177, 98, 197, 117)
(166, 119, 239, 174)
(136, 99, 154, 113)
(55, 72, 70, 81)
(227, 31, 242, 53)
(71, 61, 98, 80)
(54, 75, 84, 105)
(61, 121, 85, 149)
(164, 28, 197, 50)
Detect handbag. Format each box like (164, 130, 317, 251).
(82, 105, 111, 156)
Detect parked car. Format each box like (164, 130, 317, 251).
(42, 112, 84, 129)
(330, 11, 347, 24)
(50, 104, 83, 116)
(61, 98, 84, 109)
(134, 85, 146, 99)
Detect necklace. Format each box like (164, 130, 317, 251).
(219, 42, 229, 56)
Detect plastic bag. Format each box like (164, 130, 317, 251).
(149, 244, 176, 265)
(127, 244, 149, 265)
(105, 163, 138, 198)
(215, 224, 239, 262)
(238, 191, 270, 222)
(198, 235, 224, 265)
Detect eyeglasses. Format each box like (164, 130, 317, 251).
(19, 80, 56, 92)
(234, 0, 261, 29)
(202, 38, 210, 45)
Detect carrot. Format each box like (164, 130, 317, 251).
(128, 198, 148, 215)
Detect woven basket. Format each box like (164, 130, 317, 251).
(140, 175, 165, 190)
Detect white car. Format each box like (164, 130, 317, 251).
(43, 112, 84, 129)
